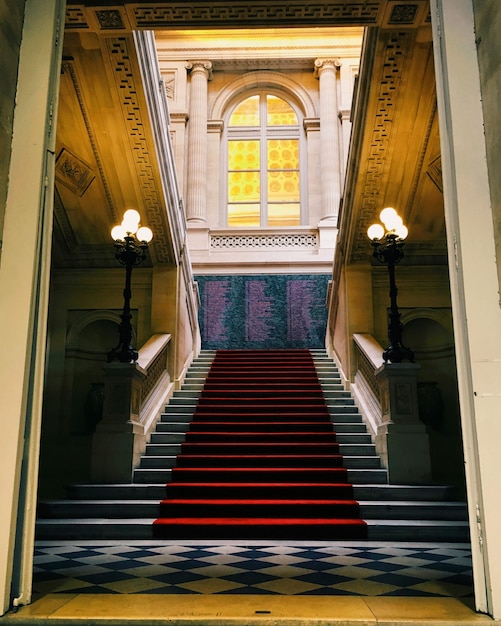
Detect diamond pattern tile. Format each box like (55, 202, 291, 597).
(33, 541, 473, 597)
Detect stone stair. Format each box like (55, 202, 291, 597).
(36, 349, 470, 542)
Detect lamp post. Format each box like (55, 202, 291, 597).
(367, 207, 414, 364)
(108, 209, 153, 363)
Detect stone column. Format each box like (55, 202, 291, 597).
(185, 60, 212, 225)
(375, 362, 432, 484)
(314, 58, 342, 224)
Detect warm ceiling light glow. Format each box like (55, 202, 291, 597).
(394, 224, 408, 240)
(136, 226, 153, 243)
(111, 225, 127, 241)
(367, 223, 385, 241)
(379, 207, 399, 229)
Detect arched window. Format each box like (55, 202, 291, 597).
(226, 92, 302, 227)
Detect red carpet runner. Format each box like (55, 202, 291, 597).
(153, 349, 367, 539)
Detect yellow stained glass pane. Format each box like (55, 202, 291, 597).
(268, 139, 299, 170)
(268, 171, 300, 202)
(228, 140, 260, 171)
(228, 204, 260, 227)
(267, 95, 298, 126)
(229, 95, 260, 126)
(268, 203, 300, 227)
(228, 172, 260, 202)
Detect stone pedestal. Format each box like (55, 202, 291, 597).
(90, 362, 147, 483)
(317, 218, 337, 249)
(375, 362, 432, 484)
(186, 224, 210, 251)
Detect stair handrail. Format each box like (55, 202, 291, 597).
(352, 333, 384, 437)
(136, 333, 174, 436)
(137, 333, 171, 402)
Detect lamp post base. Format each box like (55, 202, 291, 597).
(108, 344, 139, 364)
(383, 343, 414, 364)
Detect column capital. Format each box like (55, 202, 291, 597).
(186, 60, 213, 80)
(314, 58, 341, 78)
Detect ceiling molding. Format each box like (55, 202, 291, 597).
(65, 1, 430, 33)
(350, 30, 412, 263)
(105, 36, 174, 265)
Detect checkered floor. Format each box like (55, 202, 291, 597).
(33, 541, 473, 597)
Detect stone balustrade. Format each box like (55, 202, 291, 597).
(90, 333, 172, 483)
(352, 333, 431, 484)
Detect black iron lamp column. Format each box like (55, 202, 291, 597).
(367, 207, 414, 364)
(108, 209, 153, 363)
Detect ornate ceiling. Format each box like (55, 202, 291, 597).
(65, 1, 430, 32)
(56, 0, 443, 269)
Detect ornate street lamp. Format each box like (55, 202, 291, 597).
(108, 209, 153, 363)
(367, 207, 414, 364)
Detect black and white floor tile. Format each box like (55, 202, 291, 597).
(32, 541, 473, 598)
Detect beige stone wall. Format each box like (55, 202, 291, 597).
(40, 268, 154, 497)
(0, 0, 25, 244)
(473, 0, 501, 294)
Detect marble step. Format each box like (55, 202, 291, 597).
(37, 500, 467, 522)
(137, 454, 382, 470)
(64, 482, 463, 502)
(35, 517, 470, 542)
(149, 431, 373, 444)
(132, 467, 389, 484)
(143, 443, 377, 456)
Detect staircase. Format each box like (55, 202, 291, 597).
(36, 349, 470, 542)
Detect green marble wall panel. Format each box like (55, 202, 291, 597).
(196, 274, 330, 349)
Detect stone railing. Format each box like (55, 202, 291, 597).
(352, 333, 384, 438)
(90, 333, 173, 483)
(210, 230, 319, 250)
(352, 333, 432, 485)
(137, 334, 173, 434)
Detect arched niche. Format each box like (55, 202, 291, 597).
(64, 310, 137, 435)
(401, 309, 465, 492)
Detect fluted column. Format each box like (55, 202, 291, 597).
(185, 60, 212, 224)
(314, 58, 342, 222)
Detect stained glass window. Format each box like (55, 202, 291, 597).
(227, 93, 301, 227)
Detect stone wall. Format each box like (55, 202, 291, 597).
(197, 273, 330, 350)
(0, 0, 25, 243)
(473, 0, 501, 293)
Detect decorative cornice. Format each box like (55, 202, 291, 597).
(65, 2, 430, 32)
(350, 30, 411, 263)
(129, 3, 382, 29)
(105, 36, 173, 265)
